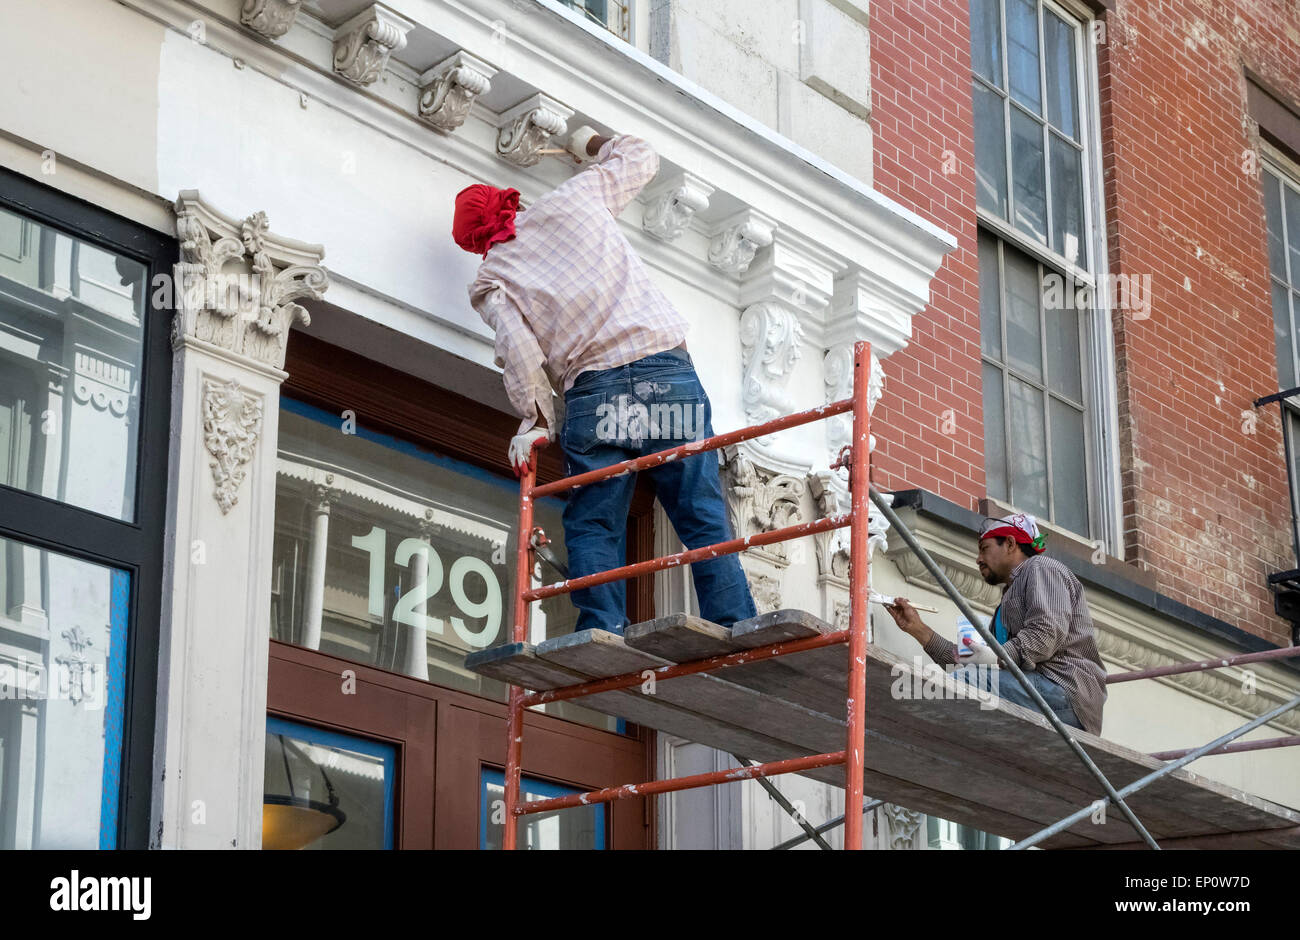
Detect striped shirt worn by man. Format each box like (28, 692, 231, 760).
(468, 135, 688, 436)
(922, 553, 1108, 735)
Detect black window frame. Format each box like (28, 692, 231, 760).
(0, 165, 174, 850)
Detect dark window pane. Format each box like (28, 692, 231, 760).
(1050, 398, 1089, 534)
(1004, 247, 1044, 381)
(971, 0, 1003, 87)
(1007, 0, 1041, 113)
(983, 362, 1008, 500)
(481, 769, 605, 850)
(1044, 10, 1079, 139)
(1273, 282, 1295, 390)
(974, 82, 1009, 218)
(1286, 184, 1300, 287)
(1050, 133, 1085, 264)
(1008, 377, 1048, 516)
(1011, 108, 1047, 243)
(1264, 172, 1287, 279)
(1046, 289, 1084, 402)
(979, 230, 1003, 358)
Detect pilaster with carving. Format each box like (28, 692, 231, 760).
(417, 51, 496, 132)
(642, 172, 713, 242)
(722, 446, 805, 569)
(496, 93, 572, 167)
(154, 191, 327, 850)
(332, 4, 414, 87)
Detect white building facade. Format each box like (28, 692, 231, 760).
(0, 0, 1294, 851)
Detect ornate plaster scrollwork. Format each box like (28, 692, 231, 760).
(642, 172, 713, 242)
(332, 4, 414, 86)
(203, 377, 264, 515)
(708, 209, 775, 275)
(824, 344, 884, 464)
(745, 570, 783, 614)
(884, 803, 924, 850)
(418, 51, 496, 132)
(722, 446, 805, 567)
(808, 471, 850, 583)
(54, 626, 94, 707)
(739, 302, 805, 440)
(172, 191, 328, 371)
(496, 93, 572, 167)
(240, 0, 302, 39)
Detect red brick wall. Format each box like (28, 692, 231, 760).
(871, 0, 1300, 645)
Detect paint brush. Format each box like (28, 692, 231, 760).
(869, 593, 938, 613)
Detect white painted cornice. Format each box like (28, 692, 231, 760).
(164, 0, 952, 353)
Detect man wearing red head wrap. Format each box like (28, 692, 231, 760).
(456, 125, 756, 636)
(882, 512, 1107, 734)
(452, 185, 520, 257)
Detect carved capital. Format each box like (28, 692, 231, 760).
(496, 93, 573, 167)
(203, 377, 264, 515)
(172, 191, 327, 372)
(884, 803, 924, 850)
(332, 4, 414, 86)
(240, 0, 302, 40)
(418, 51, 496, 132)
(708, 209, 776, 275)
(641, 172, 713, 242)
(722, 446, 805, 567)
(745, 569, 783, 614)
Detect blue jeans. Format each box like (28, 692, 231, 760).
(559, 348, 758, 634)
(950, 664, 1083, 730)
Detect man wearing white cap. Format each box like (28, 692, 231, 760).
(883, 513, 1107, 734)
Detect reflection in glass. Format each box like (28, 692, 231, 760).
(970, 0, 1002, 87)
(270, 400, 615, 732)
(974, 83, 1009, 218)
(978, 231, 1004, 358)
(1273, 282, 1295, 390)
(1004, 248, 1043, 382)
(0, 536, 129, 848)
(480, 768, 604, 850)
(1007, 0, 1041, 113)
(262, 717, 395, 850)
(1049, 398, 1088, 535)
(1011, 108, 1047, 243)
(1264, 173, 1286, 277)
(1046, 295, 1083, 403)
(1044, 10, 1079, 139)
(982, 362, 1008, 502)
(1050, 133, 1084, 264)
(1008, 377, 1048, 517)
(0, 205, 148, 521)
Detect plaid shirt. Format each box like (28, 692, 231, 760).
(923, 554, 1108, 734)
(468, 135, 689, 436)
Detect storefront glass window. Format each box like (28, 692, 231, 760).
(0, 205, 148, 522)
(270, 398, 617, 732)
(480, 767, 605, 850)
(0, 535, 129, 848)
(263, 717, 396, 850)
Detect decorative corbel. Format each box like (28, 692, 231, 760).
(332, 4, 414, 87)
(495, 93, 573, 167)
(417, 51, 496, 132)
(739, 301, 806, 436)
(240, 0, 302, 40)
(708, 209, 776, 275)
(642, 172, 714, 242)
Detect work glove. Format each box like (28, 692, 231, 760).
(508, 427, 552, 477)
(565, 124, 603, 162)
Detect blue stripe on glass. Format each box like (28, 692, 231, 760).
(98, 567, 130, 850)
(279, 396, 566, 508)
(479, 766, 607, 850)
(265, 716, 398, 850)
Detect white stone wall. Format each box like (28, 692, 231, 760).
(644, 0, 873, 184)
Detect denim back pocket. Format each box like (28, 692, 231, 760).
(629, 372, 709, 445)
(560, 389, 612, 455)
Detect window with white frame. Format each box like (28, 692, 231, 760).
(1262, 149, 1300, 556)
(556, 0, 630, 39)
(972, 0, 1108, 542)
